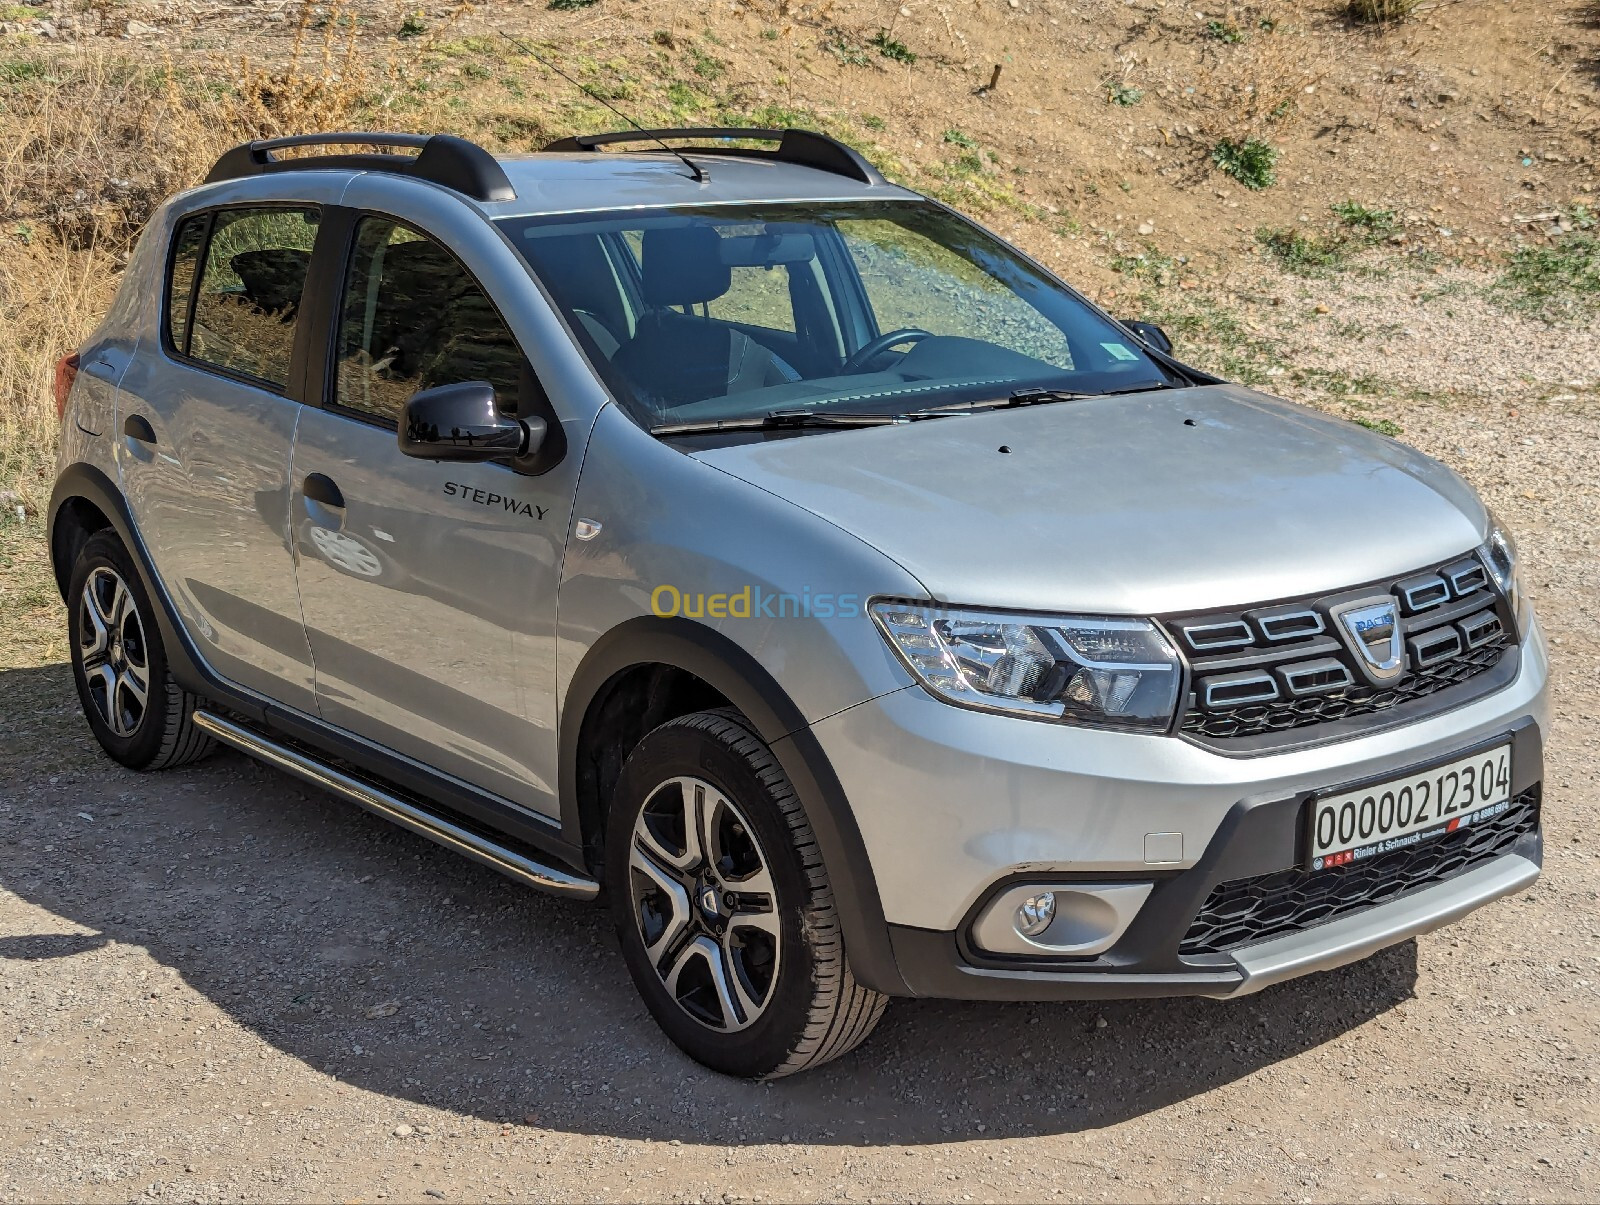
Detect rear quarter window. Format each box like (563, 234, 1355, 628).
(165, 215, 208, 353)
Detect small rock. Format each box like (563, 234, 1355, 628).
(365, 1001, 400, 1019)
(392, 1124, 414, 1138)
(1094, 1015, 1108, 1028)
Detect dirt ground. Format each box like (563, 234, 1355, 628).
(1, 1, 1598, 1199)
(2, 258, 1598, 1203)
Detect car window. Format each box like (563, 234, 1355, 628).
(165, 215, 208, 353)
(335, 217, 524, 425)
(498, 202, 1174, 430)
(187, 207, 318, 389)
(707, 264, 797, 333)
(840, 218, 1075, 369)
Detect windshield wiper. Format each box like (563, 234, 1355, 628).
(905, 383, 1172, 418)
(651, 408, 912, 437)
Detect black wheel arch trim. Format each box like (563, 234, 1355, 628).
(559, 614, 910, 996)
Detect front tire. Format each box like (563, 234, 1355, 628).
(606, 708, 887, 1079)
(67, 530, 213, 771)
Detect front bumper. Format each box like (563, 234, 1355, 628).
(810, 618, 1548, 1000)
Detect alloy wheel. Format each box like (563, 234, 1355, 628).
(78, 566, 150, 739)
(628, 775, 782, 1032)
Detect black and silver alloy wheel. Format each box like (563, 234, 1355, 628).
(629, 775, 781, 1032)
(67, 530, 213, 771)
(77, 565, 151, 739)
(607, 708, 887, 1079)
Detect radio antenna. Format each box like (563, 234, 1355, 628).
(498, 30, 706, 182)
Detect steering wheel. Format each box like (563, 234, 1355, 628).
(840, 328, 934, 374)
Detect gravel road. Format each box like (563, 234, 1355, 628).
(2, 272, 1597, 1203)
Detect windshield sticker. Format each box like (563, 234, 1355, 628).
(1100, 342, 1140, 361)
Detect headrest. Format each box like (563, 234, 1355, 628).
(640, 226, 730, 306)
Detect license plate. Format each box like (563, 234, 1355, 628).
(1305, 742, 1512, 871)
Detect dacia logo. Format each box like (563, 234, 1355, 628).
(1332, 596, 1404, 684)
(442, 481, 548, 521)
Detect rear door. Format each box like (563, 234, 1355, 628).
(116, 190, 335, 711)
(288, 200, 581, 818)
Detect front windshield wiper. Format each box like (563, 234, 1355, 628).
(905, 383, 1174, 418)
(650, 408, 914, 437)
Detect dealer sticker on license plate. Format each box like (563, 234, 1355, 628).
(1306, 742, 1512, 871)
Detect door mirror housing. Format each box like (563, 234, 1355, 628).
(1120, 320, 1173, 356)
(398, 381, 546, 463)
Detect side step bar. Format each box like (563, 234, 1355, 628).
(191, 710, 599, 900)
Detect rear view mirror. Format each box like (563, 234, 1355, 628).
(1121, 320, 1174, 356)
(398, 381, 546, 463)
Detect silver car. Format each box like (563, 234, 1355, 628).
(48, 128, 1547, 1078)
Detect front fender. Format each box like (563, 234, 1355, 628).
(559, 614, 911, 996)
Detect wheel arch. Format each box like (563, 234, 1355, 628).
(560, 615, 909, 996)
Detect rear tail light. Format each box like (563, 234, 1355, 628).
(53, 352, 81, 420)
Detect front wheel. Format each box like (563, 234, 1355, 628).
(606, 709, 887, 1079)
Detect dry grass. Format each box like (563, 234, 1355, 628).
(0, 2, 464, 517)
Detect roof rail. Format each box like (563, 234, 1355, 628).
(541, 127, 886, 186)
(205, 132, 516, 203)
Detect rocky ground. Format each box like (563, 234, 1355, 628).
(1, 258, 1598, 1201)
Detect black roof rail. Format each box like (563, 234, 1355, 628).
(205, 132, 516, 203)
(541, 127, 886, 186)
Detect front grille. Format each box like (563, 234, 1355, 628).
(1179, 786, 1539, 957)
(1164, 554, 1512, 742)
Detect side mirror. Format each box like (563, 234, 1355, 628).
(398, 381, 546, 463)
(1121, 320, 1173, 356)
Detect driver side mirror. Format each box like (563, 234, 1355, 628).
(1120, 320, 1173, 356)
(398, 381, 546, 463)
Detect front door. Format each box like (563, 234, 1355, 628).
(288, 213, 574, 816)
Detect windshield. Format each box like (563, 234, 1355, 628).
(497, 201, 1175, 431)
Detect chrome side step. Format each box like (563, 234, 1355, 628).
(191, 710, 599, 900)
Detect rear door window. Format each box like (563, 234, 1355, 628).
(187, 207, 319, 390)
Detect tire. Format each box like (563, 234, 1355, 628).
(606, 708, 888, 1079)
(67, 529, 214, 771)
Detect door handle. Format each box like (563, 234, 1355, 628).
(122, 414, 156, 444)
(302, 473, 345, 509)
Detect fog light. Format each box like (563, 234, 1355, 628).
(1013, 892, 1056, 938)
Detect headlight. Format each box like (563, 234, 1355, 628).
(870, 601, 1182, 731)
(1478, 514, 1527, 632)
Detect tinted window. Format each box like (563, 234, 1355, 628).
(166, 215, 207, 353)
(335, 217, 524, 425)
(188, 207, 318, 389)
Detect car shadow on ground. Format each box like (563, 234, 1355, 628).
(1, 662, 1417, 1147)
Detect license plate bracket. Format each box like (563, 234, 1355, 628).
(1303, 741, 1513, 872)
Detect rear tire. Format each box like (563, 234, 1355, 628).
(606, 708, 887, 1079)
(67, 530, 213, 771)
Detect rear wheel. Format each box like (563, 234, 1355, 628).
(67, 530, 213, 771)
(606, 708, 887, 1079)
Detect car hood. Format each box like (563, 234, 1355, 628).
(690, 385, 1488, 615)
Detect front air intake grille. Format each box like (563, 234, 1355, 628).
(1164, 553, 1513, 743)
(1178, 786, 1539, 957)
